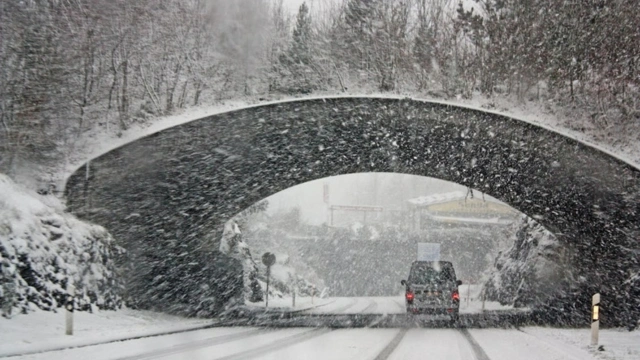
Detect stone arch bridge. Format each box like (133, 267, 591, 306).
(65, 97, 640, 323)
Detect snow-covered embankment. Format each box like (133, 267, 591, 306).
(0, 174, 123, 317)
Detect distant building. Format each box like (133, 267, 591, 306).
(406, 191, 519, 231)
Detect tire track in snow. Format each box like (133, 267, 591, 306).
(301, 298, 359, 314)
(392, 298, 406, 313)
(115, 328, 268, 360)
(373, 328, 409, 360)
(361, 299, 378, 314)
(331, 298, 361, 314)
(214, 328, 333, 360)
(458, 328, 491, 360)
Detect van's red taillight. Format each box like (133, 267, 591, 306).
(406, 291, 414, 303)
(452, 290, 460, 301)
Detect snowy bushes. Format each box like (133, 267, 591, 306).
(484, 216, 571, 308)
(0, 174, 124, 317)
(219, 221, 263, 303)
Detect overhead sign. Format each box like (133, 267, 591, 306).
(417, 243, 441, 261)
(425, 198, 517, 217)
(330, 205, 383, 212)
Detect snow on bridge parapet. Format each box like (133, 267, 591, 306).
(62, 94, 640, 192)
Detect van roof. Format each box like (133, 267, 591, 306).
(411, 261, 453, 266)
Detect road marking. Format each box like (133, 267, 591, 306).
(114, 328, 267, 360)
(458, 328, 491, 360)
(214, 328, 332, 360)
(373, 328, 409, 360)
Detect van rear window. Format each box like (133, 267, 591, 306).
(409, 266, 455, 284)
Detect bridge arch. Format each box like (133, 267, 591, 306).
(65, 97, 640, 320)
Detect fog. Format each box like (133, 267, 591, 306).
(242, 173, 518, 297)
(266, 173, 490, 225)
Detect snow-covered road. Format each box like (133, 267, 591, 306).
(3, 303, 637, 360)
(297, 297, 404, 315)
(10, 325, 630, 360)
(251, 293, 515, 315)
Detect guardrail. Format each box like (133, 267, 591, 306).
(221, 309, 531, 329)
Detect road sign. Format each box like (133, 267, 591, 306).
(262, 252, 276, 267)
(417, 243, 440, 261)
(262, 253, 276, 308)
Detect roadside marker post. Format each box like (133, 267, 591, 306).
(262, 252, 276, 309)
(65, 283, 75, 336)
(266, 266, 270, 308)
(481, 288, 486, 313)
(591, 293, 600, 346)
(290, 273, 296, 308)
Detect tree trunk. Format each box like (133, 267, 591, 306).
(120, 59, 129, 130)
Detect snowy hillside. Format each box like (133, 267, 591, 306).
(220, 218, 322, 304)
(484, 216, 571, 308)
(0, 174, 123, 316)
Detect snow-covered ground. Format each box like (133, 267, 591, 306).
(472, 327, 640, 360)
(0, 308, 214, 357)
(523, 327, 640, 360)
(0, 174, 122, 314)
(459, 284, 519, 313)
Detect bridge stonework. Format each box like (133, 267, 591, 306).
(65, 97, 640, 323)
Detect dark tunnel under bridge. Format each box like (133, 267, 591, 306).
(65, 97, 640, 324)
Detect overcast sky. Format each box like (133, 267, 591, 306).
(283, 0, 307, 11)
(283, 0, 341, 14)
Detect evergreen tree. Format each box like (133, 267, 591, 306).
(337, 0, 379, 70)
(413, 22, 433, 90)
(344, 0, 377, 35)
(290, 2, 312, 66)
(279, 2, 316, 94)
